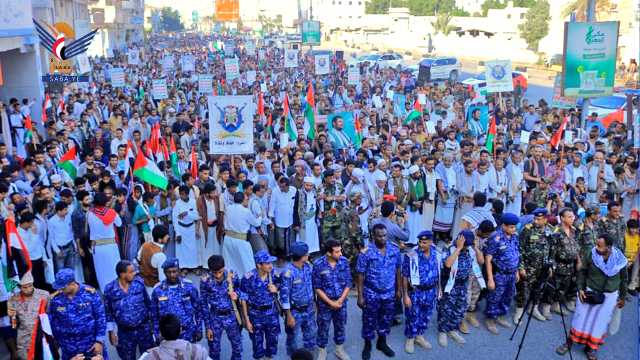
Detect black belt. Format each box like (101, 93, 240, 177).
(410, 283, 437, 291)
(291, 303, 311, 311)
(118, 320, 147, 331)
(214, 308, 233, 315)
(250, 304, 273, 311)
(365, 284, 393, 294)
(178, 221, 194, 227)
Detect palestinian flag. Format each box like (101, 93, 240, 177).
(550, 116, 569, 149)
(403, 98, 422, 125)
(486, 116, 497, 154)
(149, 123, 161, 155)
(27, 298, 55, 360)
(5, 218, 31, 279)
(24, 115, 34, 143)
(42, 94, 51, 124)
(265, 113, 273, 138)
(57, 145, 78, 179)
(354, 112, 363, 150)
(283, 93, 297, 141)
(303, 82, 316, 140)
(190, 146, 198, 179)
(169, 137, 179, 178)
(133, 148, 168, 190)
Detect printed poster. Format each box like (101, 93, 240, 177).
(348, 65, 360, 85)
(198, 74, 214, 94)
(208, 95, 255, 154)
(128, 49, 140, 65)
(245, 41, 256, 56)
(315, 54, 330, 75)
(181, 55, 195, 72)
(110, 67, 125, 87)
(246, 70, 257, 84)
(224, 58, 240, 81)
(162, 55, 174, 72)
(152, 79, 168, 99)
(76, 53, 91, 74)
(484, 60, 513, 93)
(284, 49, 298, 68)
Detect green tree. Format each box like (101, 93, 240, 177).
(160, 7, 184, 32)
(365, 0, 468, 16)
(562, 0, 612, 21)
(518, 0, 550, 51)
(482, 0, 537, 16)
(431, 12, 455, 35)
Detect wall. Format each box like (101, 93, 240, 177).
(0, 48, 45, 127)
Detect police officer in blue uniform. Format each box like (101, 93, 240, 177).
(484, 212, 520, 334)
(356, 223, 402, 360)
(199, 255, 242, 360)
(150, 258, 203, 343)
(402, 230, 440, 354)
(48, 268, 107, 360)
(312, 239, 352, 360)
(280, 242, 316, 355)
(104, 260, 155, 360)
(240, 250, 281, 360)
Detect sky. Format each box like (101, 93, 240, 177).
(145, 0, 216, 25)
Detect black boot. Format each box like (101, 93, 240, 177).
(376, 335, 395, 357)
(362, 340, 372, 360)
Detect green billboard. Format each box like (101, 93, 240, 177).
(302, 20, 321, 45)
(562, 21, 619, 98)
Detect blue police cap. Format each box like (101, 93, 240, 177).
(533, 208, 548, 217)
(53, 268, 75, 290)
(254, 250, 277, 264)
(460, 229, 475, 246)
(162, 258, 179, 269)
(502, 212, 520, 225)
(290, 242, 309, 257)
(417, 230, 434, 240)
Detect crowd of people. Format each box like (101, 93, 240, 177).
(0, 31, 638, 360)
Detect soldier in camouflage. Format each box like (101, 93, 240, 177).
(342, 191, 364, 278)
(577, 206, 600, 260)
(596, 201, 626, 254)
(515, 208, 554, 324)
(530, 179, 551, 209)
(551, 208, 580, 312)
(320, 169, 347, 246)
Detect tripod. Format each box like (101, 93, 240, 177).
(509, 267, 573, 360)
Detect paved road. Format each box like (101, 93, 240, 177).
(103, 273, 636, 360)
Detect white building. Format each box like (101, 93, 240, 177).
(88, 0, 145, 57)
(455, 0, 486, 15)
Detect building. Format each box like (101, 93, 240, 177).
(88, 0, 145, 57)
(455, 0, 486, 15)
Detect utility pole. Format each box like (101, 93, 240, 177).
(580, 0, 596, 128)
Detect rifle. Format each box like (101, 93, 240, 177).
(268, 272, 284, 318)
(226, 271, 242, 327)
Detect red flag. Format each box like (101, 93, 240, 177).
(56, 97, 64, 115)
(169, 136, 177, 152)
(25, 115, 33, 132)
(550, 116, 569, 149)
(190, 145, 198, 179)
(306, 81, 315, 108)
(161, 138, 169, 162)
(149, 123, 160, 154)
(413, 98, 422, 113)
(600, 109, 624, 129)
(42, 94, 51, 123)
(5, 218, 32, 272)
(257, 92, 265, 116)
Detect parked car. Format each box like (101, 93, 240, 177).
(376, 53, 404, 68)
(418, 57, 462, 82)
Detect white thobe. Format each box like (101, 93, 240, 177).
(200, 198, 221, 267)
(268, 187, 296, 228)
(172, 198, 200, 269)
(296, 191, 320, 253)
(223, 204, 262, 276)
(88, 211, 121, 291)
(504, 162, 524, 216)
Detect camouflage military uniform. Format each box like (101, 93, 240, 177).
(576, 222, 598, 261)
(550, 226, 580, 303)
(341, 203, 363, 277)
(516, 223, 553, 307)
(530, 187, 549, 209)
(389, 176, 409, 210)
(320, 182, 346, 244)
(596, 216, 627, 254)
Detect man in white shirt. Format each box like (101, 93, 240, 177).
(47, 201, 76, 271)
(12, 213, 47, 288)
(110, 128, 128, 155)
(172, 185, 201, 271)
(268, 177, 297, 261)
(248, 184, 269, 253)
(222, 192, 263, 276)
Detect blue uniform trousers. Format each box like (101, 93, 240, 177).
(485, 272, 516, 319)
(404, 288, 437, 338)
(437, 281, 468, 333)
(116, 322, 155, 360)
(361, 295, 395, 340)
(285, 304, 317, 354)
(248, 308, 280, 359)
(316, 301, 347, 348)
(208, 313, 242, 360)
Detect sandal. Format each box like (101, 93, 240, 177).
(584, 347, 597, 360)
(555, 343, 571, 355)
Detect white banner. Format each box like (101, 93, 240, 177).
(152, 79, 168, 99)
(76, 53, 91, 74)
(127, 49, 140, 65)
(246, 70, 257, 84)
(162, 55, 174, 72)
(110, 67, 125, 87)
(225, 58, 240, 81)
(258, 49, 266, 61)
(348, 65, 360, 85)
(484, 60, 513, 93)
(208, 95, 255, 154)
(245, 41, 256, 56)
(315, 54, 331, 75)
(224, 41, 235, 57)
(284, 49, 298, 68)
(181, 55, 195, 72)
(198, 74, 214, 94)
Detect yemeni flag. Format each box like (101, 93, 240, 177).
(190, 146, 198, 179)
(133, 148, 168, 190)
(42, 94, 51, 124)
(57, 145, 78, 179)
(486, 116, 497, 154)
(56, 97, 64, 115)
(303, 82, 316, 140)
(24, 115, 34, 143)
(5, 218, 32, 278)
(283, 93, 297, 141)
(27, 298, 55, 360)
(550, 116, 569, 149)
(354, 112, 363, 150)
(403, 98, 423, 125)
(600, 109, 624, 129)
(149, 123, 161, 155)
(169, 137, 179, 178)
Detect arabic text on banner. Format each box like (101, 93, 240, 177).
(208, 95, 255, 154)
(225, 58, 240, 81)
(152, 79, 168, 99)
(110, 68, 125, 87)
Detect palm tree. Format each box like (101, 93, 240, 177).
(562, 0, 613, 21)
(431, 13, 454, 35)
